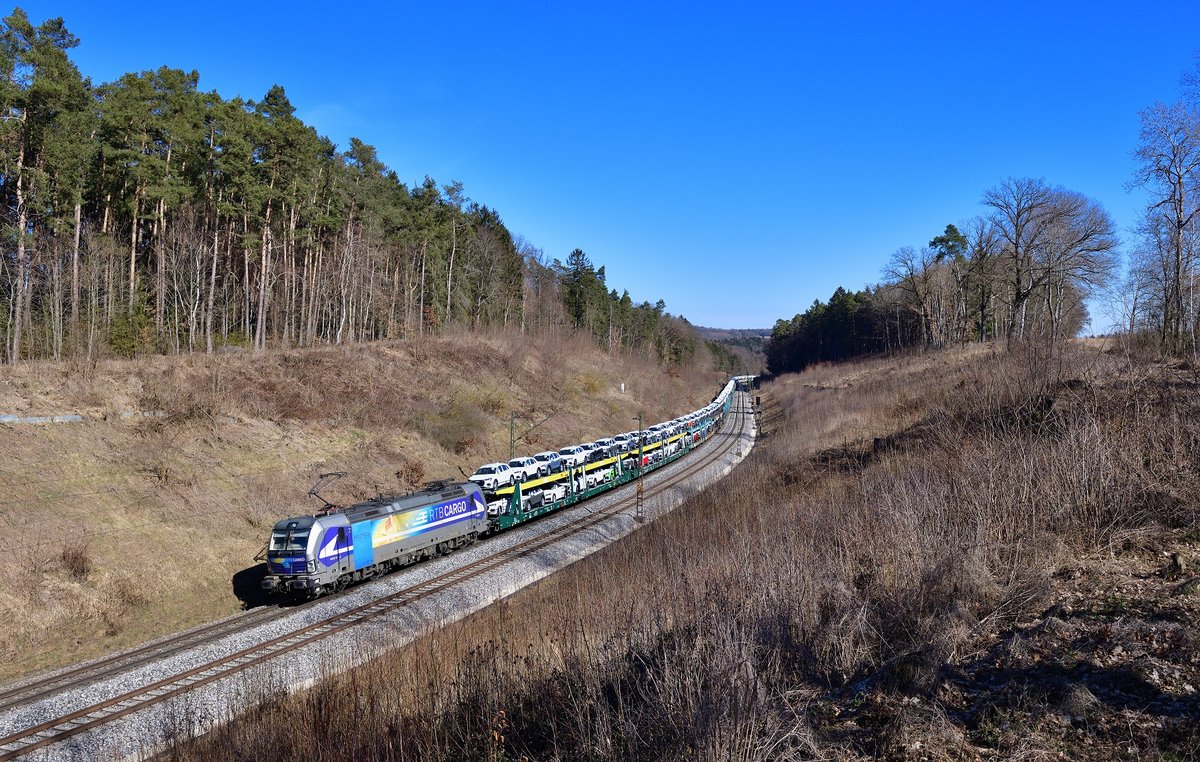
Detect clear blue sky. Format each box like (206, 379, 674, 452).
(22, 1, 1200, 329)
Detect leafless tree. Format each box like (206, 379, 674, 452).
(1036, 190, 1119, 342)
(983, 178, 1117, 346)
(884, 246, 939, 345)
(1130, 102, 1200, 353)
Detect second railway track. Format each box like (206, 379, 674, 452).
(0, 393, 753, 761)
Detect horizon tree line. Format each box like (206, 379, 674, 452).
(767, 177, 1119, 375)
(770, 54, 1200, 374)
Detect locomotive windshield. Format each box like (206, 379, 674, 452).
(270, 528, 309, 552)
(268, 517, 314, 552)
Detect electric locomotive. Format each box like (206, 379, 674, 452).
(262, 479, 488, 596)
(260, 375, 752, 598)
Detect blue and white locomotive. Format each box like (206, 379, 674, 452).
(261, 376, 752, 598)
(262, 480, 488, 596)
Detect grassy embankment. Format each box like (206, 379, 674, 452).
(173, 341, 1199, 760)
(0, 328, 722, 680)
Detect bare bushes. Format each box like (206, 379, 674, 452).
(418, 395, 491, 455)
(139, 362, 234, 424)
(778, 347, 1200, 705)
(173, 345, 1200, 760)
(948, 351, 1197, 540)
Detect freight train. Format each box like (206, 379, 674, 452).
(261, 376, 749, 597)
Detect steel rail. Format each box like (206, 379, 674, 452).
(0, 605, 296, 714)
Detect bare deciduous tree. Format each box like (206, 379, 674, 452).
(884, 246, 939, 345)
(984, 178, 1117, 345)
(1130, 102, 1200, 352)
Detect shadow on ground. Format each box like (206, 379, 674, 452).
(232, 563, 274, 609)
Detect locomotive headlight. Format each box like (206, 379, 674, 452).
(307, 559, 317, 573)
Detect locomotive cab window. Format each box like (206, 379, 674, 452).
(269, 517, 315, 552)
(270, 528, 310, 552)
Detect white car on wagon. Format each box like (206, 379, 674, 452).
(557, 445, 587, 468)
(507, 456, 541, 482)
(469, 462, 514, 491)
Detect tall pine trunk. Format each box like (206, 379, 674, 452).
(70, 201, 82, 327)
(155, 197, 167, 345)
(255, 202, 273, 351)
(128, 189, 142, 315)
(10, 144, 28, 363)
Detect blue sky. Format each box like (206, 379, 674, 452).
(23, 1, 1200, 329)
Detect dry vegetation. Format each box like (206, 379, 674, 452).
(170, 342, 1200, 760)
(0, 328, 720, 680)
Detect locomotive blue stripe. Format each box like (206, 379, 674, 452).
(392, 508, 483, 538)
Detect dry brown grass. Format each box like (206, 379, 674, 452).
(0, 327, 721, 680)
(168, 342, 1200, 760)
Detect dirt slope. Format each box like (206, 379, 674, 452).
(0, 328, 722, 679)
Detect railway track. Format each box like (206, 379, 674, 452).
(0, 603, 294, 715)
(0, 393, 751, 761)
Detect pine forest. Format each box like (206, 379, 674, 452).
(0, 9, 699, 365)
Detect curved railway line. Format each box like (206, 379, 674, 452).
(0, 392, 752, 761)
(0, 605, 290, 716)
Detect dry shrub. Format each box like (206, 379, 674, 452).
(578, 371, 605, 396)
(424, 397, 489, 455)
(874, 701, 971, 760)
(394, 457, 425, 488)
(99, 572, 147, 618)
(60, 539, 91, 580)
(461, 381, 509, 417)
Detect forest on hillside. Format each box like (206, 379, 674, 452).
(0, 9, 703, 366)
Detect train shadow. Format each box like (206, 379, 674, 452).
(231, 563, 275, 610)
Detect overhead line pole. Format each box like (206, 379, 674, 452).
(509, 411, 517, 460)
(634, 412, 644, 523)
